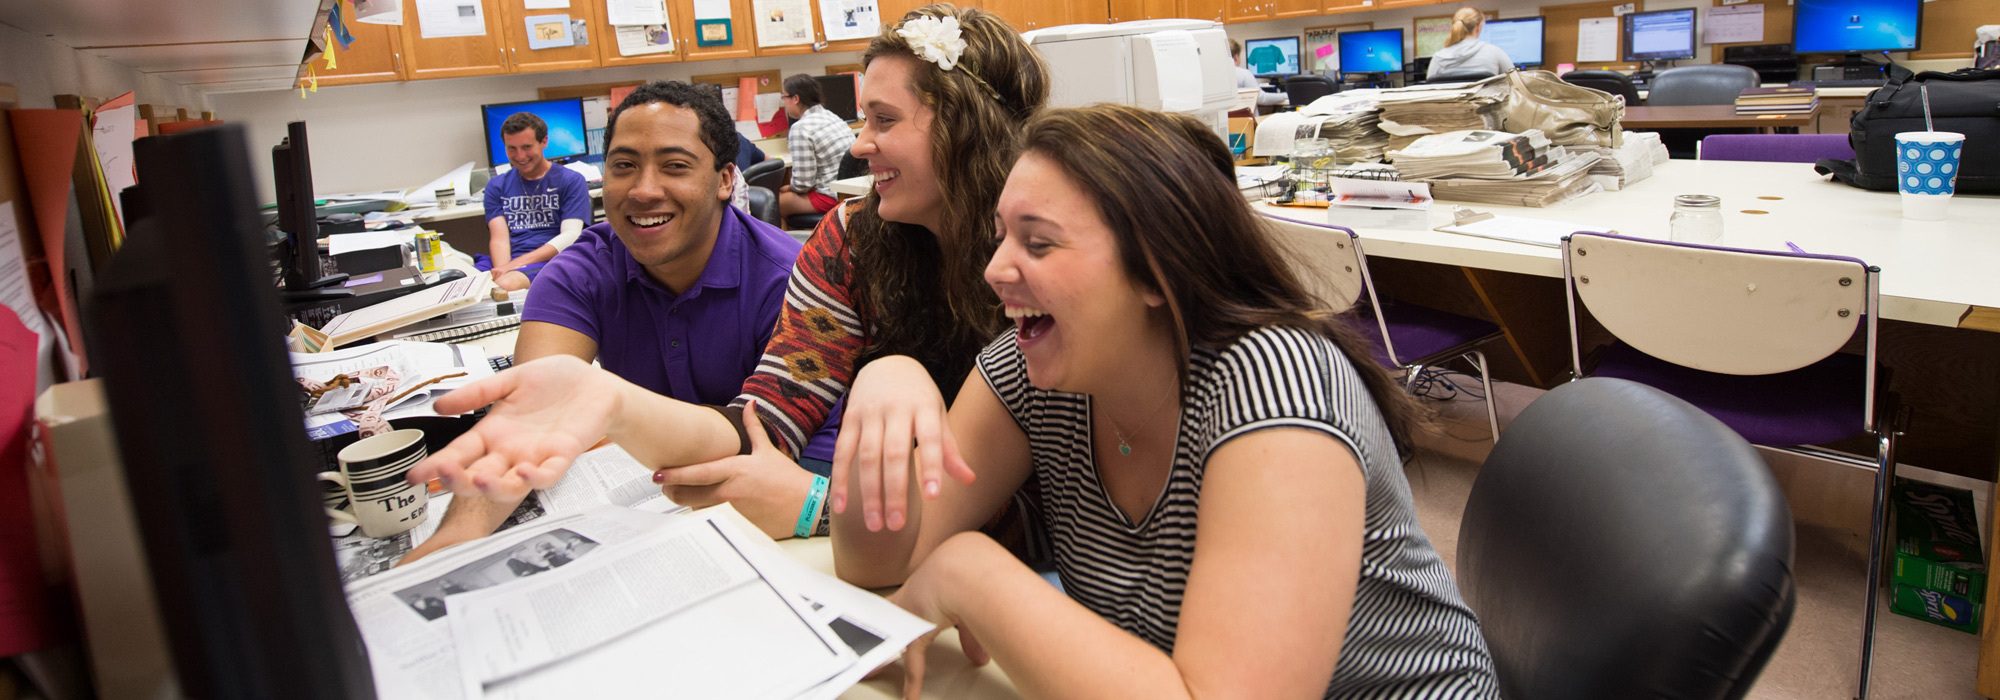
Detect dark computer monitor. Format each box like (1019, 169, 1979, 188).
(1245, 36, 1303, 78)
(272, 121, 347, 295)
(1793, 0, 1921, 54)
(94, 123, 377, 699)
(814, 73, 859, 122)
(1338, 29, 1405, 75)
(1623, 8, 1697, 62)
(480, 97, 589, 169)
(1484, 17, 1545, 67)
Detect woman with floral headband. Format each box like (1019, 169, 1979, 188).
(407, 5, 1048, 545)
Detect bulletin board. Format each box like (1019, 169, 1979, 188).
(1911, 0, 1982, 60)
(1705, 0, 1790, 51)
(1541, 0, 1638, 70)
(690, 69, 784, 94)
(1304, 22, 1373, 74)
(1413, 10, 1494, 59)
(537, 80, 644, 100)
(824, 63, 863, 75)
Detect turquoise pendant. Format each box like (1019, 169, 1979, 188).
(1118, 442, 1132, 456)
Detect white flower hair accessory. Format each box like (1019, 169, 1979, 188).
(896, 15, 967, 71)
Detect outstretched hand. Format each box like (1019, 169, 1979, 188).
(406, 355, 626, 502)
(830, 356, 977, 532)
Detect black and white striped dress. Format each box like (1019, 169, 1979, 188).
(975, 326, 1497, 698)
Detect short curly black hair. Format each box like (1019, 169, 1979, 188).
(603, 80, 738, 171)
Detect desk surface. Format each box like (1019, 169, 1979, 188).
(1621, 105, 1816, 129)
(1256, 159, 1999, 329)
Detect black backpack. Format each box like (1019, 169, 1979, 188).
(1815, 67, 2000, 194)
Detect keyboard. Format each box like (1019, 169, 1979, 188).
(397, 315, 522, 344)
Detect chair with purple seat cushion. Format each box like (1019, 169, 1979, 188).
(1261, 214, 1504, 441)
(1699, 133, 1856, 163)
(1561, 231, 1899, 699)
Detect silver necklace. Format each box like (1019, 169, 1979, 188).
(1105, 395, 1178, 457)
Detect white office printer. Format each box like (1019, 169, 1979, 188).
(1026, 20, 1239, 140)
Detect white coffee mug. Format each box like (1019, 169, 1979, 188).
(319, 429, 429, 539)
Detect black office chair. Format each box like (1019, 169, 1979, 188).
(1422, 70, 1494, 85)
(743, 186, 781, 228)
(1645, 64, 1760, 106)
(783, 152, 869, 231)
(1560, 70, 1643, 106)
(1280, 74, 1339, 108)
(1458, 377, 1795, 699)
(741, 158, 787, 193)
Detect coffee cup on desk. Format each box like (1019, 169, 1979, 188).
(319, 429, 429, 539)
(1894, 131, 1964, 221)
(434, 186, 457, 206)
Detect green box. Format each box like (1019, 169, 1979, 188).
(1893, 478, 1983, 565)
(1894, 553, 1987, 600)
(1891, 583, 1982, 634)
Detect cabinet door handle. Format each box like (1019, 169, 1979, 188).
(392, 51, 403, 75)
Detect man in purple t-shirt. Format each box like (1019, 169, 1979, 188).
(480, 112, 593, 291)
(406, 81, 837, 558)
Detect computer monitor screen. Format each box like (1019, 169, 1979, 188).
(1244, 36, 1303, 78)
(814, 74, 859, 122)
(1623, 8, 1697, 62)
(1794, 0, 1920, 54)
(1338, 29, 1405, 74)
(481, 98, 588, 169)
(1484, 17, 1545, 67)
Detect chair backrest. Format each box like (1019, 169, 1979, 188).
(1459, 377, 1795, 700)
(1645, 64, 1759, 106)
(1425, 70, 1495, 85)
(743, 186, 781, 228)
(1560, 70, 1642, 106)
(1699, 133, 1855, 163)
(1563, 232, 1871, 376)
(1255, 214, 1367, 313)
(836, 151, 869, 179)
(1282, 74, 1339, 108)
(741, 158, 787, 192)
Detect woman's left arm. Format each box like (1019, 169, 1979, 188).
(894, 427, 1365, 699)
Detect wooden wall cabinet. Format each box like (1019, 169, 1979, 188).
(675, 0, 758, 61)
(593, 2, 685, 67)
(398, 0, 512, 79)
(315, 0, 409, 86)
(1107, 0, 1179, 23)
(1269, 0, 1322, 19)
(502, 0, 607, 73)
(1224, 0, 1271, 24)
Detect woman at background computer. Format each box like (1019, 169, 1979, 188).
(407, 4, 1050, 545)
(1428, 7, 1515, 79)
(833, 104, 1498, 697)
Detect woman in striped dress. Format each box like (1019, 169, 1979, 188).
(831, 104, 1499, 698)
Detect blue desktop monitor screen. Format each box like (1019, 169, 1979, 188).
(1794, 0, 1920, 54)
(1483, 17, 1545, 67)
(481, 98, 588, 169)
(1338, 29, 1405, 74)
(1622, 8, 1697, 62)
(1245, 36, 1302, 78)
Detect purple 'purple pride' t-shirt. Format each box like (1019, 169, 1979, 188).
(522, 207, 841, 467)
(483, 165, 592, 258)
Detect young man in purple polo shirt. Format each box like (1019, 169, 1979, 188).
(480, 112, 593, 291)
(405, 81, 836, 558)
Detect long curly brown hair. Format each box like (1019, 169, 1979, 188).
(845, 4, 1048, 397)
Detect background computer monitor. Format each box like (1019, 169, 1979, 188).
(1244, 36, 1303, 78)
(1623, 8, 1697, 62)
(1338, 29, 1406, 75)
(481, 97, 588, 169)
(813, 73, 860, 122)
(1793, 0, 1921, 54)
(272, 121, 344, 293)
(1483, 17, 1545, 67)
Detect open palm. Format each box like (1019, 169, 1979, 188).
(407, 355, 626, 501)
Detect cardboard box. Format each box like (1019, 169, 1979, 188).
(1894, 553, 1987, 599)
(1891, 583, 1981, 634)
(1894, 478, 1983, 565)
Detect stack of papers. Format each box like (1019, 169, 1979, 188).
(1370, 78, 1511, 154)
(293, 340, 495, 440)
(1251, 94, 1389, 163)
(343, 445, 933, 700)
(1735, 86, 1818, 115)
(1389, 129, 1603, 207)
(1578, 131, 1666, 191)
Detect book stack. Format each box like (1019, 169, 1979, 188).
(1734, 86, 1818, 115)
(1388, 129, 1603, 207)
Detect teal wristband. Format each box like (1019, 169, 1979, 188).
(795, 475, 829, 539)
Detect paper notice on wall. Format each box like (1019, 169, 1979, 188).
(753, 0, 815, 47)
(1414, 16, 1452, 58)
(417, 0, 487, 38)
(525, 14, 576, 49)
(355, 0, 403, 24)
(524, 0, 567, 8)
(606, 0, 668, 26)
(694, 0, 730, 20)
(817, 0, 879, 42)
(615, 24, 675, 55)
(1577, 17, 1619, 62)
(91, 94, 138, 233)
(1704, 4, 1764, 45)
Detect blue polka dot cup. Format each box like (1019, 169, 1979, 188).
(1895, 131, 1964, 221)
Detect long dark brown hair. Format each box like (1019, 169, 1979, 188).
(1019, 105, 1421, 443)
(845, 4, 1048, 396)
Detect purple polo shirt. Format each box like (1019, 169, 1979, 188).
(522, 206, 841, 467)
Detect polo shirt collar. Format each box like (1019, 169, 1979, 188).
(624, 205, 750, 296)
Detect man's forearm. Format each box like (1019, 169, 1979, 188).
(397, 490, 525, 565)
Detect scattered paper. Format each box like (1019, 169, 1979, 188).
(524, 14, 575, 49)
(329, 229, 419, 257)
(818, 0, 880, 42)
(753, 0, 815, 47)
(91, 94, 138, 232)
(1435, 211, 1597, 248)
(614, 24, 675, 55)
(354, 0, 402, 24)
(405, 162, 478, 207)
(1704, 4, 1764, 45)
(0, 203, 50, 344)
(605, 0, 668, 26)
(417, 0, 488, 38)
(1577, 17, 1619, 63)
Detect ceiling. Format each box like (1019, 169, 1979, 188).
(0, 0, 324, 95)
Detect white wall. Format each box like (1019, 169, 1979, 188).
(210, 52, 863, 196)
(0, 21, 207, 110)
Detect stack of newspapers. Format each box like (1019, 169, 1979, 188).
(1251, 92, 1388, 162)
(1389, 129, 1603, 207)
(1371, 79, 1511, 154)
(1577, 131, 1669, 191)
(341, 446, 933, 700)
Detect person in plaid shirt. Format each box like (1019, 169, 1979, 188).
(777, 73, 857, 219)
